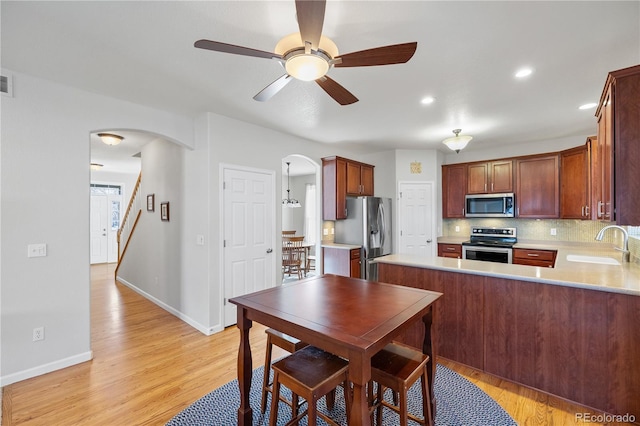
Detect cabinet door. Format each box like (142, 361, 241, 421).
(349, 249, 361, 278)
(516, 155, 559, 218)
(467, 163, 488, 194)
(345, 162, 362, 195)
(360, 164, 374, 196)
(596, 84, 613, 221)
(588, 136, 601, 220)
(442, 164, 467, 218)
(560, 144, 590, 219)
(490, 160, 513, 193)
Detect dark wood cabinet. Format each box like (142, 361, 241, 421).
(512, 248, 557, 268)
(515, 154, 559, 218)
(595, 64, 640, 225)
(467, 160, 513, 194)
(442, 164, 467, 218)
(437, 243, 462, 259)
(378, 262, 640, 420)
(322, 246, 361, 278)
(346, 161, 374, 196)
(322, 156, 374, 220)
(560, 143, 591, 219)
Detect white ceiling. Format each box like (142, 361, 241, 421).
(2, 1, 639, 175)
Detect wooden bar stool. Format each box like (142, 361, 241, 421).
(369, 342, 433, 426)
(261, 328, 309, 413)
(269, 345, 351, 426)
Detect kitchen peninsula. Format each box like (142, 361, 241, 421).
(375, 250, 640, 422)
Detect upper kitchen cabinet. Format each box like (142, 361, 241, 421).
(560, 143, 591, 219)
(442, 164, 467, 218)
(322, 156, 374, 220)
(595, 64, 640, 225)
(515, 154, 559, 218)
(467, 160, 513, 194)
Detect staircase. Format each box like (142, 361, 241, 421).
(115, 172, 142, 277)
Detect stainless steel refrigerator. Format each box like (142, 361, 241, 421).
(334, 196, 392, 280)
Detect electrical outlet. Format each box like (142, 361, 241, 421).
(27, 243, 47, 258)
(33, 326, 45, 342)
(550, 228, 557, 236)
(455, 226, 460, 233)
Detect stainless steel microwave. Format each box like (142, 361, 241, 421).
(465, 193, 515, 217)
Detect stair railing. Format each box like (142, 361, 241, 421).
(116, 172, 142, 272)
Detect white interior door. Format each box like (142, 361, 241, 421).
(223, 166, 276, 326)
(90, 195, 108, 264)
(398, 181, 436, 256)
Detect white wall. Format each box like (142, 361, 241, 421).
(0, 71, 194, 385)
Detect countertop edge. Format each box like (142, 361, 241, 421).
(374, 254, 640, 297)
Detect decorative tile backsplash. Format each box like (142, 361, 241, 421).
(443, 219, 639, 262)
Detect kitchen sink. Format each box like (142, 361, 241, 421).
(566, 254, 620, 265)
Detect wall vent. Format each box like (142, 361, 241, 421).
(1, 74, 13, 97)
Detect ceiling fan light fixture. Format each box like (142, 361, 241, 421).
(97, 133, 124, 146)
(443, 129, 473, 153)
(285, 53, 329, 81)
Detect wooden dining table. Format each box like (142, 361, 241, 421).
(229, 274, 442, 426)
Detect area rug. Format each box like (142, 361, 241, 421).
(167, 363, 517, 425)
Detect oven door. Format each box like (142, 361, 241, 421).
(462, 245, 512, 263)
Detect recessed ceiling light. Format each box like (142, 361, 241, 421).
(579, 102, 598, 110)
(515, 68, 533, 78)
(421, 96, 435, 105)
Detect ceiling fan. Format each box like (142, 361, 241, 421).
(194, 0, 417, 105)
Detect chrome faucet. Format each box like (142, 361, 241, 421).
(595, 225, 630, 263)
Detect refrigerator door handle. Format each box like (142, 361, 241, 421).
(378, 203, 386, 249)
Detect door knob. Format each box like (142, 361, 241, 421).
(266, 248, 273, 253)
(426, 239, 432, 243)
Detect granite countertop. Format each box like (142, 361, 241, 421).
(376, 239, 640, 296)
(321, 242, 362, 250)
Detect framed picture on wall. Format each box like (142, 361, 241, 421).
(147, 194, 155, 212)
(160, 202, 170, 221)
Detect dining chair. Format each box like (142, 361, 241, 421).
(269, 345, 351, 426)
(369, 342, 433, 426)
(260, 328, 308, 414)
(282, 236, 305, 279)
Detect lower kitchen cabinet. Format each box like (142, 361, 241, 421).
(437, 243, 462, 259)
(512, 248, 557, 267)
(322, 246, 361, 278)
(378, 263, 640, 420)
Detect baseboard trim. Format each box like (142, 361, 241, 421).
(0, 351, 93, 387)
(115, 276, 222, 336)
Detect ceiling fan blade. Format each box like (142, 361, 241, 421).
(194, 39, 282, 60)
(334, 42, 417, 67)
(295, 0, 326, 50)
(315, 76, 358, 105)
(253, 74, 293, 102)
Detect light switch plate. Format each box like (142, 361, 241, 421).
(27, 243, 47, 258)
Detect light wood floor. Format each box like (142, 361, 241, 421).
(2, 263, 611, 425)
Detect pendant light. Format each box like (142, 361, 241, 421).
(282, 162, 301, 208)
(443, 129, 473, 153)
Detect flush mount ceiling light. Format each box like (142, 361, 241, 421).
(90, 163, 104, 170)
(443, 129, 473, 153)
(282, 162, 301, 208)
(515, 67, 533, 78)
(579, 102, 598, 110)
(97, 133, 124, 146)
(421, 96, 435, 105)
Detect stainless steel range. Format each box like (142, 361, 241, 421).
(462, 227, 517, 264)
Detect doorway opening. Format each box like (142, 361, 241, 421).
(281, 155, 321, 283)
